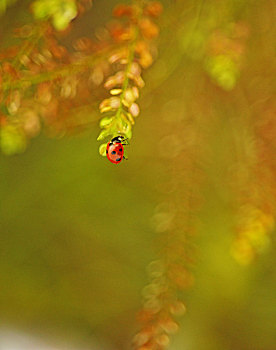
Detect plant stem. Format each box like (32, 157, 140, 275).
(1, 46, 115, 91)
(115, 28, 139, 122)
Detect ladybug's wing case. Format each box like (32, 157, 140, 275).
(106, 142, 124, 164)
(114, 143, 124, 163)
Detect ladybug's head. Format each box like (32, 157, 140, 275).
(111, 135, 128, 144)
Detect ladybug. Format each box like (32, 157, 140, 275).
(106, 135, 129, 164)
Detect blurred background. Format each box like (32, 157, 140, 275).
(0, 0, 275, 349)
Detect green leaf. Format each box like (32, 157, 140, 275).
(97, 128, 112, 141)
(99, 116, 114, 129)
(32, 0, 77, 31)
(124, 128, 132, 140)
(99, 143, 108, 157)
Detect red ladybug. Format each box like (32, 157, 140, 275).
(106, 135, 129, 164)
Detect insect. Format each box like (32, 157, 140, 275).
(106, 135, 129, 164)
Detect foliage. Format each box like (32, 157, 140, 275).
(0, 1, 275, 350)
(97, 2, 161, 155)
(32, 0, 78, 30)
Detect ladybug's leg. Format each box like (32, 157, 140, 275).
(123, 155, 128, 160)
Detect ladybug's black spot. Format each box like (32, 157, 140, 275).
(116, 157, 122, 162)
(119, 148, 123, 152)
(106, 149, 108, 153)
(111, 150, 116, 155)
